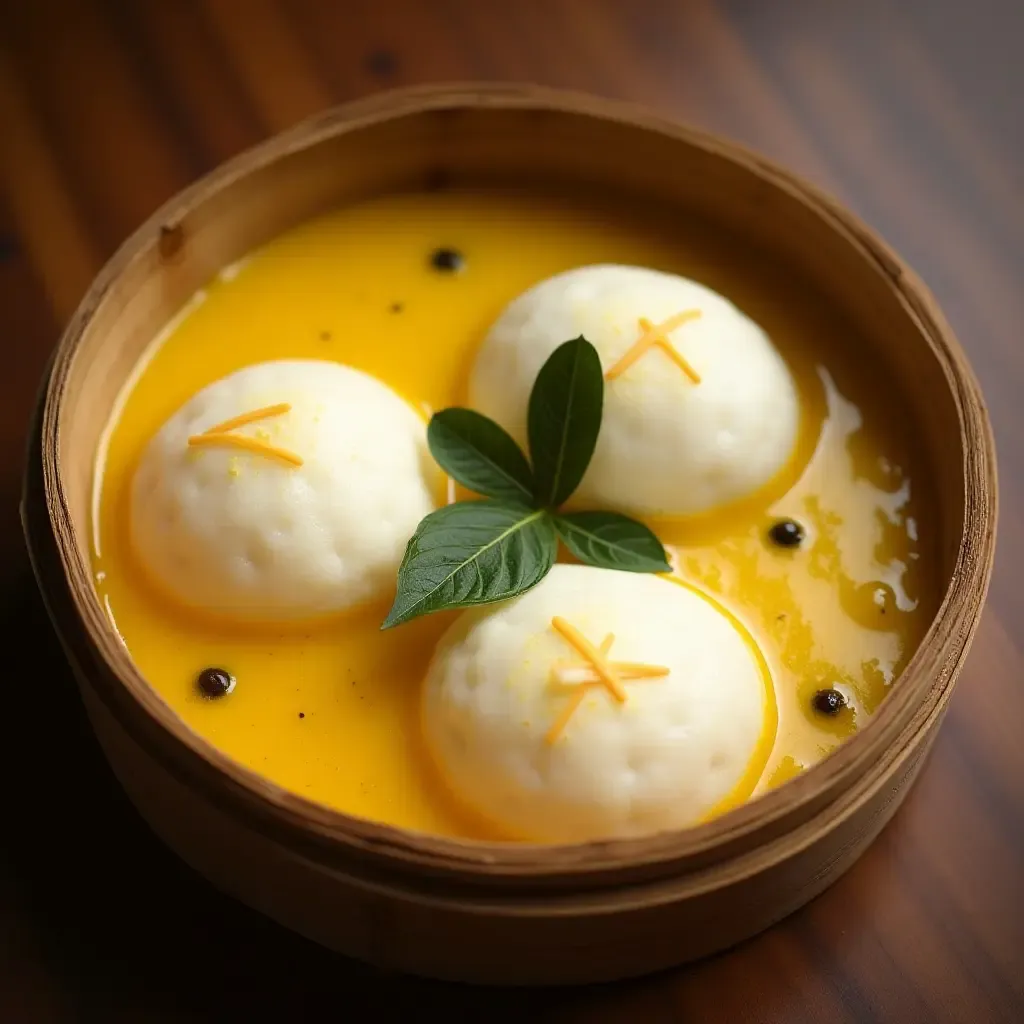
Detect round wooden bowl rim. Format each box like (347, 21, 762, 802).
(32, 82, 998, 880)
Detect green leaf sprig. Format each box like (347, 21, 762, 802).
(382, 337, 671, 628)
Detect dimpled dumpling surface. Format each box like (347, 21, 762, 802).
(469, 264, 800, 517)
(130, 359, 439, 621)
(422, 564, 769, 842)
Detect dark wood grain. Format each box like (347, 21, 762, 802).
(0, 1, 1020, 1020)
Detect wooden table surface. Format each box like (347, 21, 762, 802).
(1, 1, 1021, 1020)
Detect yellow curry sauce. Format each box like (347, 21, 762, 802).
(91, 188, 938, 838)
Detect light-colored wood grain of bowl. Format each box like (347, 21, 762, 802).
(21, 84, 997, 986)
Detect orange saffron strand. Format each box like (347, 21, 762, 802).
(652, 331, 702, 384)
(545, 630, 670, 743)
(187, 432, 303, 466)
(550, 634, 617, 685)
(552, 663, 670, 685)
(545, 635, 614, 742)
(550, 617, 627, 702)
(203, 402, 292, 434)
(607, 662, 669, 678)
(545, 686, 592, 745)
(604, 310, 702, 382)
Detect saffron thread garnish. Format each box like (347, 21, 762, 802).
(604, 310, 702, 383)
(545, 620, 669, 743)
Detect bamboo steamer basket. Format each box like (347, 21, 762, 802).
(21, 85, 997, 986)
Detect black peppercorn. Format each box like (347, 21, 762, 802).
(429, 247, 464, 272)
(768, 519, 805, 548)
(812, 688, 846, 715)
(197, 667, 234, 699)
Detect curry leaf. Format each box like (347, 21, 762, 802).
(527, 337, 604, 508)
(427, 408, 534, 502)
(382, 501, 557, 629)
(382, 337, 674, 628)
(554, 511, 672, 573)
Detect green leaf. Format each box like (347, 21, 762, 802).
(554, 511, 672, 573)
(382, 501, 557, 628)
(427, 408, 534, 503)
(527, 337, 604, 508)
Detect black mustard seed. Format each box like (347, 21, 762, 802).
(812, 688, 846, 715)
(430, 247, 464, 273)
(197, 667, 234, 699)
(768, 519, 805, 548)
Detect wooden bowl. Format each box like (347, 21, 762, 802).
(21, 84, 997, 986)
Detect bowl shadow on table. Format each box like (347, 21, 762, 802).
(3, 553, 931, 1021)
(2, 559, 646, 1018)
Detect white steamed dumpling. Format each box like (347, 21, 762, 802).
(469, 264, 800, 517)
(130, 359, 440, 621)
(422, 564, 770, 842)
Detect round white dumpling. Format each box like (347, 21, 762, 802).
(130, 359, 440, 621)
(469, 264, 800, 517)
(422, 564, 769, 842)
